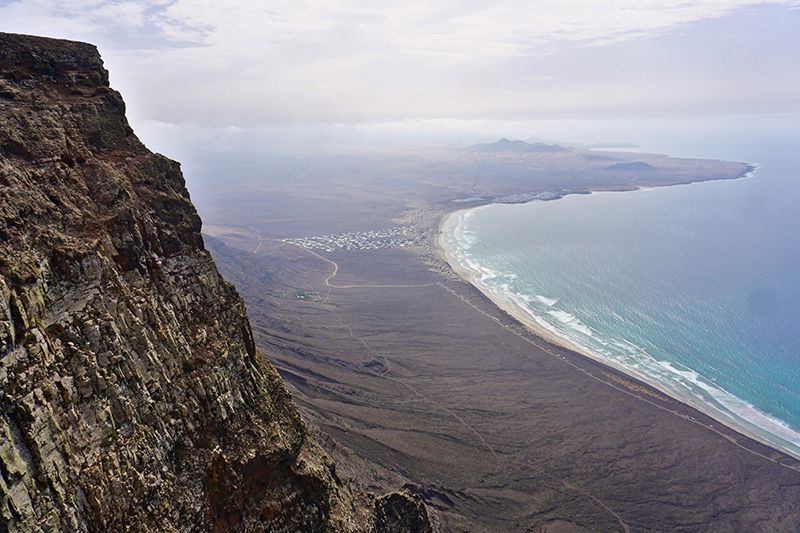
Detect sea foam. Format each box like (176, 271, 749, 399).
(546, 310, 593, 336)
(441, 201, 800, 459)
(536, 295, 558, 306)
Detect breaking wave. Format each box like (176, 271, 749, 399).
(440, 206, 800, 459)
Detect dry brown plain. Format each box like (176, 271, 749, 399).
(200, 144, 800, 531)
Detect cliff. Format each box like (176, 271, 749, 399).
(0, 32, 429, 532)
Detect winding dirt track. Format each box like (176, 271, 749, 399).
(252, 233, 799, 531)
(298, 243, 800, 474)
(261, 228, 800, 476)
(292, 243, 632, 532)
(302, 246, 437, 297)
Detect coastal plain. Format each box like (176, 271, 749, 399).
(199, 141, 800, 531)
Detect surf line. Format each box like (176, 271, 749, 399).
(435, 281, 800, 474)
(279, 237, 800, 474)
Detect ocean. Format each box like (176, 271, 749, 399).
(439, 116, 800, 458)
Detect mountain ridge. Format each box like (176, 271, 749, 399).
(469, 138, 572, 153)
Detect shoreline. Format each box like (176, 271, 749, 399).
(442, 161, 759, 209)
(432, 187, 800, 463)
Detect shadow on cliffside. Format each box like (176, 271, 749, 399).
(0, 32, 430, 532)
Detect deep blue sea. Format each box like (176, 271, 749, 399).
(440, 116, 800, 458)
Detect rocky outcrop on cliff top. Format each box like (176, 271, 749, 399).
(0, 32, 430, 532)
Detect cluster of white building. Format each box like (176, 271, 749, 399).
(282, 226, 418, 252)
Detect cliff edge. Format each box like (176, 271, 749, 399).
(0, 32, 429, 532)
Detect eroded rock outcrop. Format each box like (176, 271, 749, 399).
(0, 32, 429, 532)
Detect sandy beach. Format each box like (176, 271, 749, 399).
(435, 209, 595, 356)
(200, 144, 800, 531)
(435, 206, 800, 462)
(206, 223, 800, 531)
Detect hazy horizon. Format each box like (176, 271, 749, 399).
(2, 1, 799, 142)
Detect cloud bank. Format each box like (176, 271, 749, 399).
(2, 1, 798, 126)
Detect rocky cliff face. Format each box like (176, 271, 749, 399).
(0, 33, 429, 532)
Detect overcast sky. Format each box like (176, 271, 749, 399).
(2, 1, 799, 130)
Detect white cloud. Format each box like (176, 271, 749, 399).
(0, 0, 156, 34)
(1, 0, 798, 125)
(145, 1, 800, 64)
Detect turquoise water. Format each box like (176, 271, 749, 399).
(440, 122, 800, 458)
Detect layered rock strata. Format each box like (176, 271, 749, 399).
(0, 32, 428, 532)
